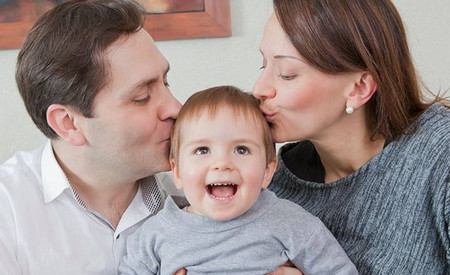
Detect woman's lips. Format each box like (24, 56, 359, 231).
(262, 111, 275, 121)
(260, 106, 275, 120)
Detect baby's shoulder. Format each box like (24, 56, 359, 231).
(269, 194, 322, 226)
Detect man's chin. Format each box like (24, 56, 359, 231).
(147, 160, 171, 176)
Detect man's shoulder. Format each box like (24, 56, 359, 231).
(0, 145, 44, 186)
(0, 145, 46, 218)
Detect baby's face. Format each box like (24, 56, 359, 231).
(172, 107, 274, 221)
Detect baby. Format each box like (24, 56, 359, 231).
(119, 86, 358, 275)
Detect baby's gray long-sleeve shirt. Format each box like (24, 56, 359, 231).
(119, 189, 358, 275)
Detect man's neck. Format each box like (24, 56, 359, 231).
(51, 140, 140, 228)
(71, 180, 139, 228)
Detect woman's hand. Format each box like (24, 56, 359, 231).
(174, 268, 186, 275)
(267, 262, 304, 275)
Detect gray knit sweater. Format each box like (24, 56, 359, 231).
(119, 190, 358, 275)
(269, 103, 450, 274)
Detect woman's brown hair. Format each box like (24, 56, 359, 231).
(273, 0, 447, 142)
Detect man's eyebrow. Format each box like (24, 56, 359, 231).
(125, 63, 171, 96)
(130, 78, 157, 94)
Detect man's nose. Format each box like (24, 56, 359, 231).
(160, 90, 182, 120)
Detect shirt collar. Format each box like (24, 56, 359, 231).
(41, 140, 72, 203)
(40, 140, 163, 214)
(140, 175, 163, 214)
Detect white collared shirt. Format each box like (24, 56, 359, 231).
(0, 141, 175, 275)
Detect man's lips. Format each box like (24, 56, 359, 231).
(161, 137, 171, 143)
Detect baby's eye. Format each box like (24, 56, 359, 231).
(194, 147, 210, 155)
(234, 146, 250, 155)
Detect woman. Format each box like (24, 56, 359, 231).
(253, 0, 450, 274)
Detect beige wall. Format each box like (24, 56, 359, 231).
(0, 0, 449, 162)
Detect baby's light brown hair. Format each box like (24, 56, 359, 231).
(170, 85, 276, 165)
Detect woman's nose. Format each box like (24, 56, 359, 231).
(252, 73, 276, 100)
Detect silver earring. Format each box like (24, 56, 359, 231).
(345, 106, 354, 114)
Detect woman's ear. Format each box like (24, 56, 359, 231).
(46, 104, 87, 146)
(262, 157, 278, 189)
(170, 158, 184, 190)
(346, 72, 377, 110)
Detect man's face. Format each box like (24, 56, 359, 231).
(80, 29, 181, 183)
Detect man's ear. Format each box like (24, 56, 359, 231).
(170, 158, 184, 190)
(262, 157, 278, 189)
(46, 104, 87, 146)
(346, 72, 377, 111)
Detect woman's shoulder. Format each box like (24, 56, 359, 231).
(386, 103, 450, 164)
(410, 102, 450, 147)
(418, 102, 450, 129)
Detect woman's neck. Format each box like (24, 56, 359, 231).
(311, 117, 385, 183)
(315, 136, 385, 183)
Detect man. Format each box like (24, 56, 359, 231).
(0, 1, 302, 274)
(0, 1, 181, 274)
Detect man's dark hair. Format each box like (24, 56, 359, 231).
(16, 0, 144, 138)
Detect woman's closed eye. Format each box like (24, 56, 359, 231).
(278, 73, 297, 81)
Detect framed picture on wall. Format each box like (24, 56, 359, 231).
(0, 0, 231, 49)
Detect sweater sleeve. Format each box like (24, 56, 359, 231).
(289, 222, 359, 275)
(118, 225, 159, 275)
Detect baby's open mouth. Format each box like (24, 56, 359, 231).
(206, 183, 237, 200)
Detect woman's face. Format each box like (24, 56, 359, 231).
(253, 13, 357, 143)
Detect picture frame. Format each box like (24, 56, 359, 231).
(0, 0, 231, 49)
(144, 0, 231, 41)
